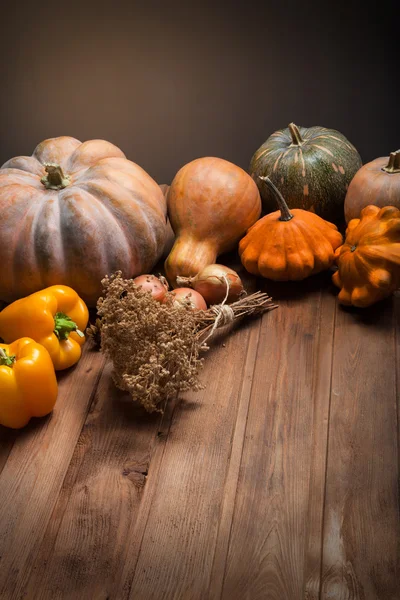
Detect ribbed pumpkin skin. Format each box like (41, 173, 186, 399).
(250, 124, 362, 224)
(344, 154, 400, 223)
(333, 205, 400, 307)
(0, 136, 167, 306)
(165, 157, 261, 286)
(239, 209, 342, 281)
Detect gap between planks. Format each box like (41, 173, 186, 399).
(113, 393, 181, 599)
(210, 284, 337, 600)
(116, 318, 259, 599)
(320, 295, 400, 600)
(0, 347, 106, 600)
(23, 360, 178, 600)
(217, 273, 337, 600)
(303, 291, 337, 600)
(208, 316, 263, 599)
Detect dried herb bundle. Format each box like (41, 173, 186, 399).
(95, 271, 277, 412)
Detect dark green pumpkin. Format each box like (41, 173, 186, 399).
(249, 123, 362, 224)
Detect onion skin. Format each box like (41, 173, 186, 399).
(167, 287, 207, 311)
(176, 264, 244, 305)
(132, 274, 168, 303)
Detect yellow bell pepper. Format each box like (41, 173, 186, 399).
(0, 337, 58, 429)
(0, 285, 89, 370)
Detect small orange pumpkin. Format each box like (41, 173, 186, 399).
(333, 205, 400, 307)
(239, 176, 343, 280)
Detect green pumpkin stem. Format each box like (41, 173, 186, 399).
(54, 312, 85, 341)
(41, 164, 71, 190)
(382, 150, 400, 174)
(259, 176, 294, 222)
(288, 122, 304, 146)
(0, 347, 16, 367)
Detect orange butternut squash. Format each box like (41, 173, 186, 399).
(164, 157, 261, 286)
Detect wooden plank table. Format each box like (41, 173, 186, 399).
(0, 258, 399, 600)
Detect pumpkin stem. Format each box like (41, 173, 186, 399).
(288, 123, 304, 146)
(41, 163, 71, 190)
(258, 176, 294, 221)
(382, 150, 400, 174)
(54, 312, 85, 341)
(0, 347, 16, 367)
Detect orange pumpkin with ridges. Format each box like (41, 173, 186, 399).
(333, 205, 400, 306)
(239, 176, 343, 280)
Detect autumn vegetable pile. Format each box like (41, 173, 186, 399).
(0, 126, 399, 428)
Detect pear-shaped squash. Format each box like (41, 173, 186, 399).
(165, 157, 261, 286)
(333, 205, 400, 306)
(239, 177, 343, 280)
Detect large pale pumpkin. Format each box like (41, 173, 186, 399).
(0, 137, 167, 306)
(250, 122, 362, 224)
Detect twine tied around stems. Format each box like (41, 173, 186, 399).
(88, 270, 278, 412)
(210, 304, 235, 326)
(200, 275, 235, 344)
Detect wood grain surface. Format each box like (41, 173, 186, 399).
(321, 298, 400, 600)
(0, 264, 399, 600)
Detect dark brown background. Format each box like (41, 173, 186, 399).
(0, 0, 398, 184)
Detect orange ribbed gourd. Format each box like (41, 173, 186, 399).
(239, 177, 342, 280)
(333, 205, 400, 306)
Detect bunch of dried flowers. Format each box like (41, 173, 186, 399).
(93, 271, 277, 413)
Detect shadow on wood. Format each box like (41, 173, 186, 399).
(336, 295, 395, 326)
(257, 269, 336, 301)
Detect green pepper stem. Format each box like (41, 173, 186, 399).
(54, 312, 85, 341)
(0, 347, 16, 367)
(41, 163, 71, 190)
(259, 176, 294, 221)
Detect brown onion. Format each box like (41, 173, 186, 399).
(132, 274, 168, 303)
(168, 287, 207, 311)
(176, 264, 244, 305)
